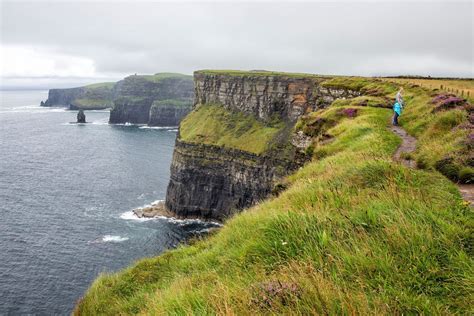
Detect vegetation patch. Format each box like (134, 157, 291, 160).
(195, 69, 327, 80)
(179, 103, 286, 154)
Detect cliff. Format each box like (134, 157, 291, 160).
(165, 71, 362, 220)
(42, 82, 115, 110)
(41, 73, 194, 126)
(108, 73, 193, 125)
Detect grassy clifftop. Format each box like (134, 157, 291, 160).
(75, 76, 472, 315)
(179, 104, 286, 154)
(195, 69, 328, 79)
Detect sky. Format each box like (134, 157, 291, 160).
(0, 0, 472, 89)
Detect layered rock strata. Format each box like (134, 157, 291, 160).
(166, 71, 362, 220)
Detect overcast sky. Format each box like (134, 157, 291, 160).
(0, 0, 472, 89)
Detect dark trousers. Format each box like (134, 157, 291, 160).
(392, 112, 399, 126)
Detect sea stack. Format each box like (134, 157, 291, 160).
(77, 110, 86, 123)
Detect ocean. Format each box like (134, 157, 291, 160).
(0, 90, 215, 314)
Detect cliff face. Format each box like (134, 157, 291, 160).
(41, 74, 194, 125)
(148, 101, 191, 126)
(166, 140, 293, 219)
(166, 71, 361, 220)
(42, 83, 114, 110)
(43, 87, 86, 107)
(108, 74, 193, 125)
(193, 72, 361, 122)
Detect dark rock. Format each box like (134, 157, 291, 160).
(77, 110, 86, 123)
(148, 101, 191, 126)
(165, 140, 297, 221)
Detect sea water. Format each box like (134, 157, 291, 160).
(0, 90, 216, 314)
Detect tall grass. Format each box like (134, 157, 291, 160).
(75, 104, 472, 315)
(179, 103, 286, 154)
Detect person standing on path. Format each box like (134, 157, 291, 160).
(393, 87, 404, 126)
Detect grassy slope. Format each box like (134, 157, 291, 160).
(179, 104, 286, 154)
(85, 82, 116, 89)
(75, 77, 473, 315)
(383, 78, 474, 103)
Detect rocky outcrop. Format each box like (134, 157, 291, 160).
(108, 74, 193, 125)
(77, 110, 86, 123)
(165, 71, 361, 220)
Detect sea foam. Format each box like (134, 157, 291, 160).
(101, 235, 129, 242)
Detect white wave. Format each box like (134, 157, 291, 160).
(102, 235, 129, 242)
(87, 109, 110, 113)
(138, 126, 178, 130)
(111, 122, 146, 127)
(0, 106, 68, 114)
(167, 129, 178, 132)
(120, 211, 156, 221)
(119, 199, 165, 221)
(167, 217, 223, 227)
(88, 235, 129, 244)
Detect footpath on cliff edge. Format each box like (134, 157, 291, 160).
(391, 124, 473, 207)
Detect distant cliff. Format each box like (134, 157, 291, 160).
(41, 83, 115, 110)
(165, 71, 362, 220)
(108, 73, 193, 126)
(41, 73, 193, 126)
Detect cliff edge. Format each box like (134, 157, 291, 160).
(165, 71, 361, 220)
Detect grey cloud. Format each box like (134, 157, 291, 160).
(1, 1, 473, 88)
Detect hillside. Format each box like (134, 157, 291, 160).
(75, 72, 472, 315)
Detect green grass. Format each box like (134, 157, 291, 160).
(85, 82, 116, 89)
(383, 77, 474, 103)
(319, 76, 472, 183)
(75, 101, 473, 315)
(131, 73, 192, 83)
(179, 104, 286, 154)
(195, 69, 328, 79)
(393, 84, 472, 182)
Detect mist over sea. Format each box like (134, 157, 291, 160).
(0, 90, 207, 314)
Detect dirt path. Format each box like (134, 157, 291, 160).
(391, 125, 417, 168)
(390, 124, 473, 207)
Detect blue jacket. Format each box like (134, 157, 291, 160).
(393, 102, 403, 115)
